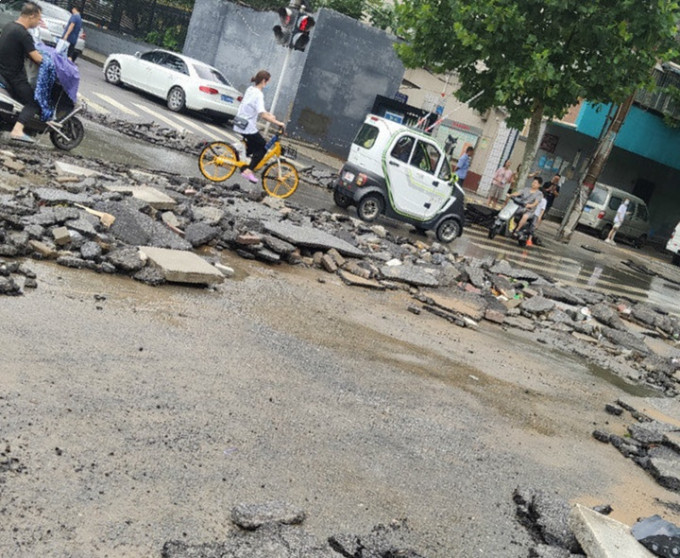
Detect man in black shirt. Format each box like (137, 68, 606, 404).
(541, 173, 561, 215)
(0, 2, 43, 143)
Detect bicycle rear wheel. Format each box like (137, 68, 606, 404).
(262, 160, 299, 199)
(199, 142, 238, 182)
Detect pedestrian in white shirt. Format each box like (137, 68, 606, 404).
(605, 198, 630, 245)
(232, 70, 285, 184)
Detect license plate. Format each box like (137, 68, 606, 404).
(583, 206, 591, 213)
(343, 171, 355, 182)
(221, 94, 234, 103)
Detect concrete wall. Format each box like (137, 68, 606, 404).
(288, 9, 404, 155)
(183, 0, 306, 124)
(184, 1, 403, 156)
(83, 22, 157, 57)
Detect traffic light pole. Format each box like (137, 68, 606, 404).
(266, 0, 302, 136)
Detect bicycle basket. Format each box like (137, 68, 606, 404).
(282, 145, 298, 160)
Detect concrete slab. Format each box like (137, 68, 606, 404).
(338, 270, 385, 289)
(105, 185, 177, 210)
(380, 265, 439, 287)
(569, 504, 655, 558)
(263, 220, 364, 258)
(139, 247, 224, 285)
(425, 291, 487, 320)
(55, 161, 101, 177)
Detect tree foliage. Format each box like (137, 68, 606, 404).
(394, 0, 680, 130)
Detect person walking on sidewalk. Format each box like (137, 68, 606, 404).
(454, 146, 474, 185)
(60, 5, 82, 61)
(232, 70, 285, 184)
(487, 159, 514, 209)
(605, 198, 629, 245)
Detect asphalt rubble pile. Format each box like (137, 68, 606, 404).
(162, 501, 426, 558)
(594, 396, 680, 495)
(1, 147, 679, 393)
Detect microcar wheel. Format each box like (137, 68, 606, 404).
(198, 142, 237, 182)
(435, 217, 461, 243)
(49, 117, 85, 151)
(635, 234, 647, 249)
(357, 194, 384, 222)
(599, 225, 612, 240)
(104, 61, 121, 85)
(167, 87, 186, 112)
(333, 189, 351, 209)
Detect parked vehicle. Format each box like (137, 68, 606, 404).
(332, 115, 465, 243)
(103, 50, 243, 121)
(577, 183, 650, 248)
(0, 0, 85, 55)
(667, 222, 680, 265)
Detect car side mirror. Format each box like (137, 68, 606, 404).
(134, 51, 141, 58)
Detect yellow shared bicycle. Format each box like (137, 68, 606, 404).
(198, 127, 300, 199)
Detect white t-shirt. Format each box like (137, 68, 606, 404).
(233, 86, 265, 135)
(534, 197, 547, 218)
(614, 201, 629, 225)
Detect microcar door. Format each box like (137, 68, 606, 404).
(385, 134, 430, 217)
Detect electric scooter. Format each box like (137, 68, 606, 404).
(488, 198, 526, 239)
(0, 74, 85, 150)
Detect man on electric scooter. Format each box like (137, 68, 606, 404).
(0, 2, 43, 143)
(506, 176, 544, 237)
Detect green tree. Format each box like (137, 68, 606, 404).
(394, 0, 680, 187)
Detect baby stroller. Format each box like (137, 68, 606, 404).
(0, 59, 85, 151)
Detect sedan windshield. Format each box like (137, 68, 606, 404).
(193, 64, 230, 86)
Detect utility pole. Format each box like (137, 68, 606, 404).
(555, 94, 635, 242)
(267, 0, 314, 135)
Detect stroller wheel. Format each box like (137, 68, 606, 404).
(50, 116, 84, 151)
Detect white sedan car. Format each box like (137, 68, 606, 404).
(103, 50, 242, 121)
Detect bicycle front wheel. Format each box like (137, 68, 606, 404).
(198, 142, 238, 182)
(262, 160, 299, 199)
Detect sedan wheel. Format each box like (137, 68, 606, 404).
(167, 87, 186, 112)
(104, 61, 121, 85)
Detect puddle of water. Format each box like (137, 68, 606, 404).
(585, 361, 661, 397)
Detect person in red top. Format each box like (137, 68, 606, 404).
(0, 1, 43, 143)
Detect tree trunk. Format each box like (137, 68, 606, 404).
(514, 102, 544, 195)
(555, 94, 635, 242)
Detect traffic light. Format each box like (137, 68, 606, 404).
(273, 7, 295, 46)
(291, 14, 315, 51)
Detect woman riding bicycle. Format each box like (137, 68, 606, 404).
(233, 70, 285, 184)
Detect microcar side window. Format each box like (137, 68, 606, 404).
(390, 136, 415, 162)
(609, 196, 623, 211)
(354, 124, 379, 149)
(438, 157, 452, 181)
(410, 141, 440, 174)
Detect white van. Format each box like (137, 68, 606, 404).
(578, 183, 650, 248)
(667, 222, 680, 265)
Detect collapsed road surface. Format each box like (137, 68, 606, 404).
(2, 125, 680, 557)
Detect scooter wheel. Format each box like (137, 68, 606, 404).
(488, 224, 500, 239)
(49, 116, 84, 151)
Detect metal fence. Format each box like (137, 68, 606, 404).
(49, 0, 192, 50)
